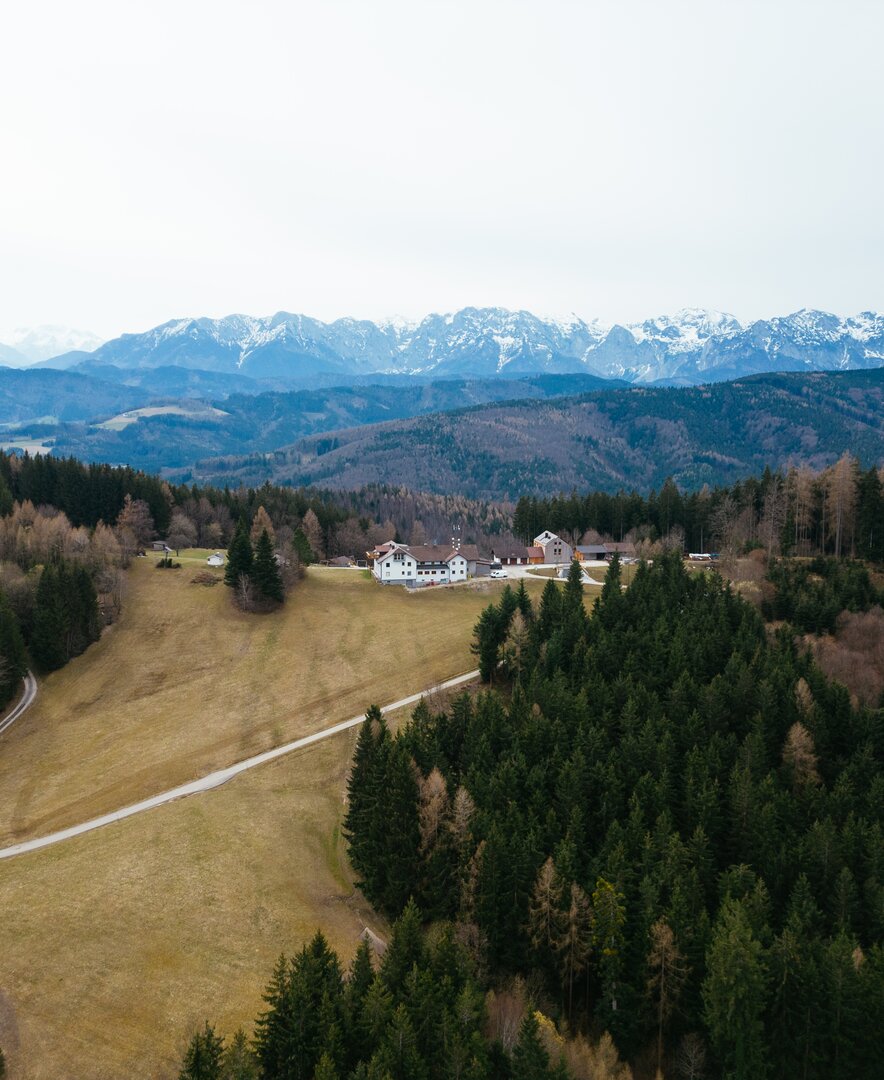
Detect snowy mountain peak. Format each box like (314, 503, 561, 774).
(631, 309, 742, 347)
(0, 324, 103, 364)
(24, 307, 884, 385)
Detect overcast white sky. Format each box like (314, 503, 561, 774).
(1, 0, 882, 338)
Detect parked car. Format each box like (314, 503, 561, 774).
(490, 567, 508, 579)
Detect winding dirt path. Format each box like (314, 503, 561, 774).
(0, 668, 479, 861)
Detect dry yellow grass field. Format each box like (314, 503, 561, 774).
(0, 560, 546, 1078)
(0, 561, 524, 846)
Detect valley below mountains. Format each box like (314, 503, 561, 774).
(2, 306, 882, 501)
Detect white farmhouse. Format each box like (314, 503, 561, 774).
(371, 542, 470, 586)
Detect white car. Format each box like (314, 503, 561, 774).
(489, 567, 508, 579)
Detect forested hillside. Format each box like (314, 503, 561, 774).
(199, 370, 883, 497)
(512, 456, 884, 562)
(340, 556, 884, 1078)
(1, 373, 612, 472)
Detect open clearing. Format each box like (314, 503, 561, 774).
(0, 559, 527, 846)
(0, 559, 547, 1078)
(0, 437, 53, 454)
(97, 404, 229, 430)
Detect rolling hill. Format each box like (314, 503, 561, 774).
(8, 373, 615, 471)
(185, 369, 884, 497)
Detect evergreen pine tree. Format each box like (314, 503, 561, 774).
(220, 1029, 259, 1079)
(225, 519, 254, 589)
(702, 899, 770, 1080)
(0, 595, 27, 707)
(369, 1003, 427, 1080)
(472, 603, 502, 683)
(344, 708, 386, 898)
(313, 1053, 339, 1080)
(375, 740, 421, 915)
(511, 1012, 551, 1080)
(30, 563, 68, 671)
(252, 528, 284, 603)
(380, 899, 426, 995)
(179, 1022, 224, 1080)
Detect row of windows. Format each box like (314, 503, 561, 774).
(384, 563, 466, 575)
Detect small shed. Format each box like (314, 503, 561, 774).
(207, 552, 225, 567)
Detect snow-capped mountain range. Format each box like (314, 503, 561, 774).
(0, 325, 104, 365)
(17, 308, 884, 386)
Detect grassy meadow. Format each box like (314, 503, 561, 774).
(0, 558, 546, 1078)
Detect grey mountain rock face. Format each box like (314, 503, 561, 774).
(32, 307, 884, 385)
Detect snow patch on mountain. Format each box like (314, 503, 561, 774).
(31, 307, 884, 386)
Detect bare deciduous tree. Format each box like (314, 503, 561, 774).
(301, 508, 324, 559)
(167, 510, 198, 554)
(484, 978, 528, 1053)
(418, 767, 449, 854)
(528, 856, 563, 955)
(782, 721, 821, 789)
(675, 1033, 707, 1080)
(825, 452, 858, 558)
(249, 506, 275, 546)
(563, 1031, 633, 1080)
(450, 786, 476, 853)
(647, 918, 688, 1072)
(556, 882, 593, 1019)
(787, 467, 816, 555)
(235, 572, 255, 612)
(759, 476, 787, 559)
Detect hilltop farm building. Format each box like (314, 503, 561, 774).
(366, 530, 625, 587)
(369, 541, 488, 586)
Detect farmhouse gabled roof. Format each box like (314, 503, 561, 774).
(408, 544, 466, 564)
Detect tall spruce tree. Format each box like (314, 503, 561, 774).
(30, 563, 68, 671)
(702, 899, 770, 1080)
(224, 519, 254, 588)
(0, 594, 27, 707)
(252, 528, 284, 603)
(343, 707, 386, 897)
(178, 1022, 224, 1080)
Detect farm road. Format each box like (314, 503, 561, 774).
(0, 668, 479, 861)
(0, 672, 37, 738)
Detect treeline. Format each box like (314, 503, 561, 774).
(0, 450, 349, 547)
(0, 451, 513, 562)
(0, 592, 27, 708)
(327, 485, 515, 548)
(513, 456, 884, 561)
(345, 555, 884, 1077)
(0, 451, 343, 700)
(179, 906, 636, 1080)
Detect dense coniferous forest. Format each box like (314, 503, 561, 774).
(343, 556, 884, 1078)
(512, 460, 884, 562)
(763, 558, 883, 634)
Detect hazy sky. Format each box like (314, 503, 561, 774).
(1, 0, 882, 338)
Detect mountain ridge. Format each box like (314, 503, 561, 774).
(182, 369, 884, 497)
(31, 306, 884, 386)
